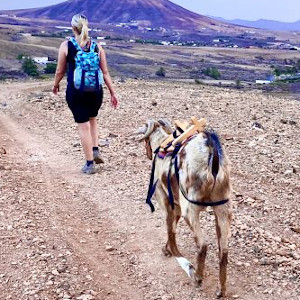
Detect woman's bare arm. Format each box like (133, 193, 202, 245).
(99, 44, 118, 108)
(53, 41, 68, 94)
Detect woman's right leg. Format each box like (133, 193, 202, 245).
(77, 121, 93, 161)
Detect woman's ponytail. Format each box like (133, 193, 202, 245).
(71, 14, 90, 47)
(79, 20, 89, 47)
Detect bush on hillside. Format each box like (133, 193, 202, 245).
(155, 67, 166, 77)
(22, 58, 39, 77)
(44, 63, 57, 74)
(203, 67, 221, 80)
(17, 53, 26, 60)
(235, 79, 242, 89)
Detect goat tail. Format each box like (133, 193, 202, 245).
(205, 130, 224, 181)
(203, 130, 231, 200)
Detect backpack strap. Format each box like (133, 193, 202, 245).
(70, 37, 98, 53)
(90, 40, 98, 52)
(69, 37, 82, 52)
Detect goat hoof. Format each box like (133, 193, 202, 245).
(192, 274, 203, 286)
(162, 246, 172, 257)
(215, 289, 226, 299)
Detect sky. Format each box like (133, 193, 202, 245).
(0, 0, 299, 22)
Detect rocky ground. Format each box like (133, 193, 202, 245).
(0, 79, 299, 300)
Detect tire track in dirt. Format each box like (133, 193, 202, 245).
(0, 112, 144, 299)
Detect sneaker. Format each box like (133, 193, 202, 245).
(81, 163, 96, 174)
(93, 149, 104, 164)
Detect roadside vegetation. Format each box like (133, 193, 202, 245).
(22, 58, 39, 77)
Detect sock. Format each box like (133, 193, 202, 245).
(86, 160, 94, 166)
(92, 147, 99, 151)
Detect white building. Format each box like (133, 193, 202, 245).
(32, 57, 49, 65)
(255, 80, 271, 85)
(55, 26, 72, 30)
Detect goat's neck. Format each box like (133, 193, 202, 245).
(150, 130, 168, 154)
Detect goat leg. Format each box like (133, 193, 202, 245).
(163, 207, 182, 257)
(182, 205, 205, 285)
(214, 207, 231, 298)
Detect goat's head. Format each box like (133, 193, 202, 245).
(136, 119, 173, 160)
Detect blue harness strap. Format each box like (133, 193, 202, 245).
(146, 147, 160, 212)
(167, 144, 182, 209)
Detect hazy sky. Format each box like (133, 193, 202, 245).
(0, 0, 299, 22)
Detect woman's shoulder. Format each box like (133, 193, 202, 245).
(59, 40, 69, 50)
(61, 40, 69, 46)
(96, 43, 105, 52)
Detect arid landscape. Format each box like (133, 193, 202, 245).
(0, 78, 299, 300)
(0, 0, 299, 299)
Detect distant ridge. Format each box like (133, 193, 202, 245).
(2, 0, 239, 32)
(212, 16, 300, 31)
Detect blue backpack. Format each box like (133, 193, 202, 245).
(70, 37, 103, 92)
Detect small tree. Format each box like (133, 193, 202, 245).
(44, 63, 57, 74)
(155, 67, 166, 77)
(203, 67, 221, 80)
(273, 68, 282, 76)
(17, 53, 26, 60)
(235, 79, 242, 89)
(210, 67, 221, 80)
(22, 58, 39, 76)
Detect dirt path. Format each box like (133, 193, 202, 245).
(0, 79, 299, 300)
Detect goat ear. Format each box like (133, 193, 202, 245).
(158, 118, 173, 134)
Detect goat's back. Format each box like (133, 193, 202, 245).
(178, 132, 231, 202)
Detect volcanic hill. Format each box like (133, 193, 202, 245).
(5, 0, 237, 32)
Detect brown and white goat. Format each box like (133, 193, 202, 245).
(137, 119, 232, 298)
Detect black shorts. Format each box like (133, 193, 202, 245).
(66, 87, 103, 123)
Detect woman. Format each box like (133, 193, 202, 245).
(53, 14, 118, 174)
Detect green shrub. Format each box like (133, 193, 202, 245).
(17, 53, 26, 60)
(155, 67, 166, 77)
(203, 67, 221, 80)
(235, 79, 242, 89)
(22, 58, 39, 77)
(273, 66, 297, 76)
(44, 63, 57, 74)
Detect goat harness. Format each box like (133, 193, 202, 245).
(146, 131, 229, 212)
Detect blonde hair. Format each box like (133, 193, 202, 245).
(71, 14, 89, 47)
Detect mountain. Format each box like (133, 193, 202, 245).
(212, 16, 300, 32)
(3, 0, 234, 32)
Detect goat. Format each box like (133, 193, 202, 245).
(137, 119, 232, 298)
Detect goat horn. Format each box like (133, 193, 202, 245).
(133, 125, 147, 135)
(158, 118, 173, 134)
(139, 120, 155, 141)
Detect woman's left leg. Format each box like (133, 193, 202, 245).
(89, 117, 104, 164)
(89, 117, 99, 148)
